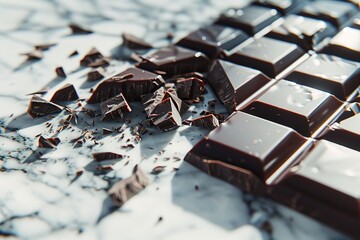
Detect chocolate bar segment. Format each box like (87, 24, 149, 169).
(215, 5, 281, 35)
(227, 37, 304, 78)
(88, 67, 165, 103)
(185, 111, 307, 180)
(285, 54, 360, 100)
(176, 24, 249, 57)
(242, 80, 343, 136)
(320, 27, 360, 62)
(207, 60, 270, 112)
(136, 46, 210, 77)
(266, 15, 336, 51)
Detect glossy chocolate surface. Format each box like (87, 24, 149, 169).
(254, 0, 303, 15)
(215, 5, 281, 35)
(50, 83, 79, 103)
(228, 37, 304, 77)
(207, 59, 270, 111)
(243, 80, 343, 136)
(286, 54, 360, 100)
(266, 15, 336, 51)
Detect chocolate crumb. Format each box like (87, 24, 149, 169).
(69, 50, 79, 57)
(55, 66, 66, 78)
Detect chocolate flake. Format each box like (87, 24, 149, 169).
(55, 66, 66, 78)
(34, 43, 56, 51)
(21, 50, 43, 61)
(27, 88, 49, 96)
(27, 95, 62, 118)
(50, 84, 79, 103)
(183, 114, 219, 129)
(176, 77, 205, 100)
(108, 165, 150, 206)
(121, 32, 153, 50)
(38, 136, 61, 148)
(92, 152, 124, 162)
(69, 50, 79, 57)
(100, 93, 132, 121)
(80, 48, 104, 67)
(69, 23, 93, 34)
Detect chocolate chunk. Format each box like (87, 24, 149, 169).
(136, 46, 210, 77)
(38, 136, 61, 148)
(185, 111, 307, 180)
(266, 15, 336, 51)
(21, 50, 43, 61)
(215, 5, 281, 35)
(92, 152, 124, 162)
(87, 69, 104, 81)
(50, 84, 79, 103)
(88, 58, 110, 68)
(69, 50, 79, 57)
(80, 48, 104, 67)
(183, 114, 219, 129)
(34, 43, 56, 51)
(150, 98, 182, 132)
(207, 60, 270, 112)
(88, 67, 165, 103)
(227, 37, 304, 78)
(27, 95, 62, 118)
(69, 23, 93, 34)
(242, 80, 343, 136)
(176, 77, 205, 100)
(298, 1, 357, 28)
(285, 54, 360, 100)
(320, 27, 360, 62)
(55, 66, 66, 78)
(100, 93, 132, 121)
(200, 110, 226, 122)
(121, 32, 152, 50)
(176, 24, 249, 57)
(108, 165, 149, 207)
(27, 88, 49, 96)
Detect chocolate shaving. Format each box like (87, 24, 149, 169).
(183, 114, 219, 129)
(121, 32, 153, 50)
(27, 95, 62, 118)
(108, 165, 150, 206)
(50, 83, 79, 102)
(92, 152, 124, 162)
(100, 93, 132, 121)
(69, 23, 93, 34)
(38, 136, 61, 148)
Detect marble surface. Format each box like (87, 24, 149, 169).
(0, 0, 350, 239)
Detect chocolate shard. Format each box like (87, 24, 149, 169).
(88, 67, 165, 103)
(34, 43, 56, 51)
(121, 32, 153, 50)
(136, 45, 210, 77)
(151, 165, 166, 175)
(80, 48, 104, 67)
(92, 152, 124, 162)
(176, 77, 205, 100)
(88, 58, 110, 68)
(27, 95, 62, 118)
(150, 98, 182, 132)
(69, 23, 93, 34)
(102, 128, 114, 135)
(55, 66, 66, 78)
(100, 93, 132, 121)
(27, 88, 49, 96)
(200, 110, 226, 122)
(69, 50, 79, 57)
(87, 69, 104, 81)
(21, 50, 43, 61)
(108, 165, 150, 207)
(50, 84, 79, 103)
(38, 136, 61, 148)
(183, 114, 220, 129)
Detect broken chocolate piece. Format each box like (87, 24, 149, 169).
(50, 84, 79, 103)
(108, 165, 149, 206)
(88, 67, 165, 103)
(200, 110, 226, 122)
(136, 45, 210, 77)
(69, 50, 79, 57)
(21, 50, 43, 61)
(151, 166, 166, 175)
(121, 32, 153, 50)
(88, 58, 110, 68)
(55, 66, 66, 78)
(92, 152, 124, 162)
(27, 88, 49, 96)
(27, 95, 62, 118)
(87, 69, 104, 81)
(100, 93, 132, 121)
(150, 98, 182, 132)
(176, 77, 205, 100)
(69, 23, 93, 34)
(80, 48, 104, 67)
(102, 128, 114, 135)
(183, 114, 219, 129)
(34, 43, 56, 51)
(38, 136, 61, 148)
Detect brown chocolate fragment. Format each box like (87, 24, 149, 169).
(27, 95, 62, 118)
(100, 93, 132, 121)
(108, 165, 150, 206)
(21, 50, 43, 61)
(50, 84, 79, 103)
(151, 166, 166, 175)
(121, 32, 153, 50)
(87, 69, 104, 81)
(27, 88, 49, 96)
(88, 58, 110, 68)
(92, 152, 124, 162)
(69, 23, 93, 34)
(80, 48, 104, 67)
(38, 136, 61, 148)
(69, 50, 79, 57)
(102, 128, 114, 135)
(34, 43, 56, 51)
(88, 67, 165, 103)
(183, 114, 219, 129)
(200, 110, 226, 122)
(176, 77, 205, 100)
(150, 98, 182, 132)
(55, 66, 66, 78)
